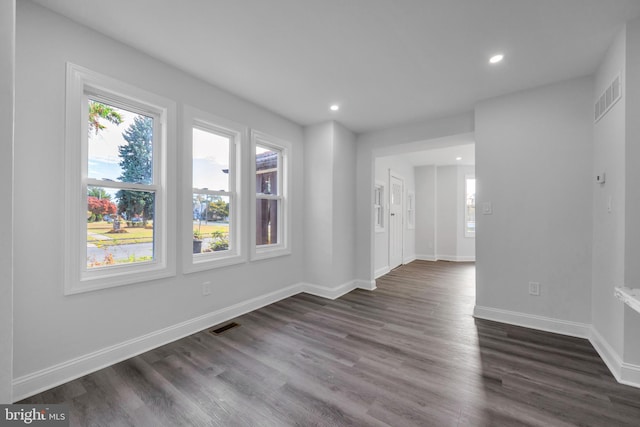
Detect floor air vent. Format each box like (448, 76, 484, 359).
(210, 322, 240, 335)
(595, 74, 621, 123)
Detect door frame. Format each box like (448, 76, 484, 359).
(388, 170, 404, 269)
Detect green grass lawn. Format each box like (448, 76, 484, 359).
(193, 222, 229, 237)
(87, 221, 229, 247)
(87, 221, 154, 246)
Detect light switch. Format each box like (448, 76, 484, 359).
(482, 202, 493, 215)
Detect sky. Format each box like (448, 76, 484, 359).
(88, 101, 230, 198)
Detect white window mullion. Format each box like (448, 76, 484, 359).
(86, 178, 160, 193)
(255, 194, 281, 201)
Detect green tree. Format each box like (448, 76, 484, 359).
(115, 116, 155, 220)
(88, 187, 111, 200)
(88, 101, 123, 135)
(209, 199, 229, 221)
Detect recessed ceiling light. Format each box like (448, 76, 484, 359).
(489, 54, 504, 64)
(456, 156, 463, 161)
(330, 104, 340, 111)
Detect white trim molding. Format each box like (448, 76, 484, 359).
(355, 279, 377, 291)
(614, 286, 640, 314)
(301, 281, 359, 300)
(473, 305, 590, 339)
(436, 255, 476, 262)
(403, 255, 417, 265)
(589, 327, 640, 388)
(375, 266, 390, 278)
(474, 305, 640, 389)
(416, 255, 475, 262)
(64, 63, 177, 294)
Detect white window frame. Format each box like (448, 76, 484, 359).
(464, 175, 476, 238)
(374, 182, 385, 232)
(407, 190, 415, 230)
(182, 105, 246, 272)
(251, 130, 291, 260)
(64, 63, 176, 295)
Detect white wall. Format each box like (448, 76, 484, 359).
(436, 166, 458, 258)
(14, 1, 305, 396)
(304, 122, 334, 286)
(414, 164, 475, 262)
(475, 76, 593, 325)
(303, 121, 357, 288)
(332, 122, 357, 286)
(374, 155, 416, 276)
(623, 18, 640, 366)
(415, 165, 436, 260)
(0, 0, 15, 405)
(592, 26, 626, 361)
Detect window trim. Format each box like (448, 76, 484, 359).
(374, 181, 385, 233)
(64, 63, 176, 295)
(406, 190, 415, 230)
(464, 174, 476, 238)
(182, 105, 247, 273)
(251, 130, 292, 260)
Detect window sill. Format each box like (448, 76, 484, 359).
(185, 252, 247, 274)
(252, 246, 291, 261)
(65, 263, 175, 295)
(615, 287, 640, 314)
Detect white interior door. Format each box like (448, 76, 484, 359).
(389, 174, 404, 269)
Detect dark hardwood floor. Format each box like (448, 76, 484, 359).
(22, 261, 640, 426)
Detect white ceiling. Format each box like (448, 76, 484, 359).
(31, 0, 640, 134)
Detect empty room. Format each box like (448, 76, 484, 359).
(3, 1, 640, 426)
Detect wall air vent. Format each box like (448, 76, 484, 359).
(595, 74, 621, 123)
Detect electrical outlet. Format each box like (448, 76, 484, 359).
(202, 281, 212, 296)
(528, 281, 540, 296)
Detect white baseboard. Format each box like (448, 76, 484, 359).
(403, 255, 416, 264)
(302, 280, 359, 300)
(416, 254, 475, 262)
(621, 361, 640, 387)
(473, 305, 590, 338)
(355, 279, 377, 291)
(474, 305, 640, 389)
(12, 283, 304, 402)
(436, 254, 476, 262)
(589, 327, 623, 381)
(374, 266, 390, 279)
(589, 327, 640, 388)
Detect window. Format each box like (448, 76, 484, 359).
(374, 183, 385, 232)
(251, 131, 291, 259)
(182, 106, 245, 272)
(64, 63, 176, 294)
(407, 191, 415, 230)
(465, 176, 476, 237)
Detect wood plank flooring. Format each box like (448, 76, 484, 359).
(21, 261, 640, 426)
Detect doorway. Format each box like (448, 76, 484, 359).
(389, 173, 404, 269)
